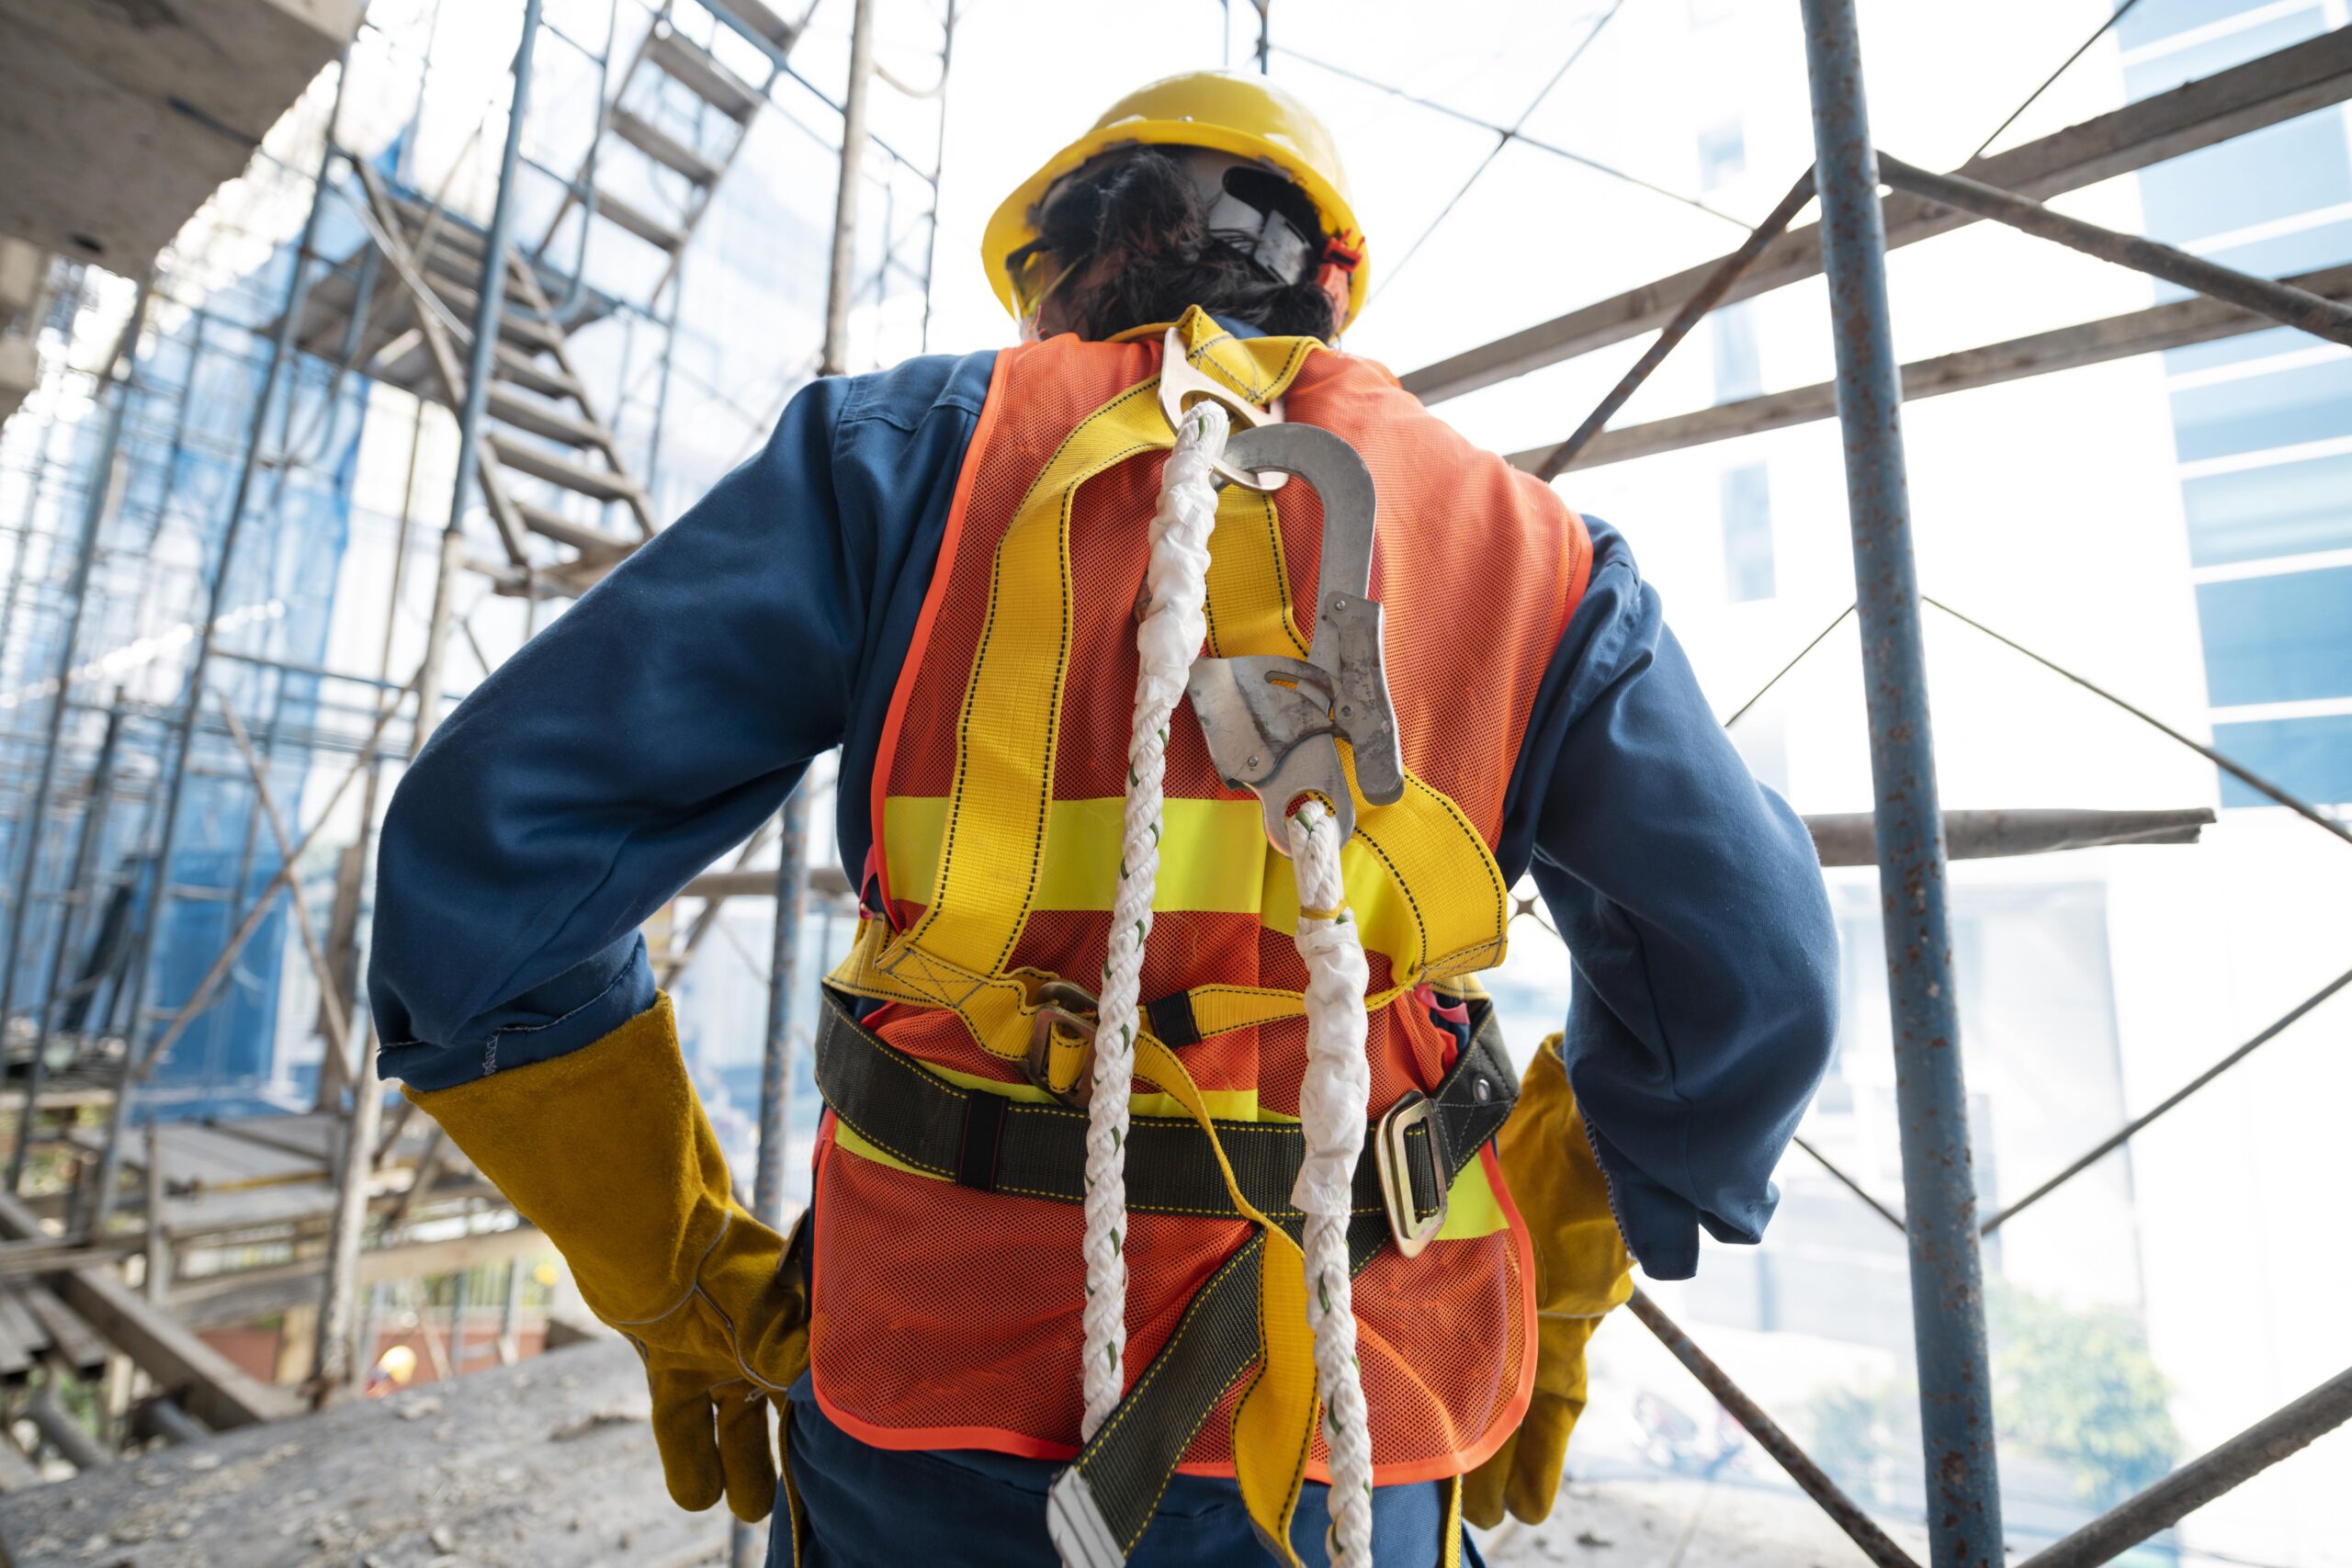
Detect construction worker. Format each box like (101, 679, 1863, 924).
(370, 73, 1837, 1568)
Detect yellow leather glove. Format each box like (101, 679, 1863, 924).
(1464, 1034, 1634, 1529)
(406, 994, 808, 1522)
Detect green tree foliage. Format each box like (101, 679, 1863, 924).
(1991, 1286, 2181, 1507)
(1800, 1286, 2179, 1512)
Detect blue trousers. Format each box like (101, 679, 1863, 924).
(775, 1383, 1483, 1566)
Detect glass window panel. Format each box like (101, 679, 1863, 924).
(2169, 355, 2352, 463)
(2163, 323, 2305, 376)
(1697, 118, 1745, 192)
(2122, 9, 2326, 99)
(2196, 564, 2352, 705)
(1721, 462, 1776, 603)
(2182, 451, 2352, 565)
(2213, 711, 2352, 807)
(2135, 115, 2351, 247)
(1713, 300, 1761, 401)
(2116, 0, 2286, 51)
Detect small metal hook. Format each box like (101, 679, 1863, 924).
(1159, 327, 1287, 493)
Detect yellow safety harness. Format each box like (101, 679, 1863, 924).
(827, 310, 1512, 1564)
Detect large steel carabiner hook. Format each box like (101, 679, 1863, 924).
(1185, 422, 1405, 849)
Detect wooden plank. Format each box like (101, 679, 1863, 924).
(0, 1434, 40, 1494)
(1510, 260, 2352, 471)
(207, 1112, 339, 1163)
(1405, 28, 2352, 403)
(0, 1193, 299, 1430)
(17, 1286, 108, 1376)
(167, 1125, 328, 1187)
(167, 1225, 553, 1327)
(154, 1174, 500, 1243)
(0, 1291, 38, 1379)
(0, 1340, 725, 1567)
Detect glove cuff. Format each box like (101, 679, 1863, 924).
(407, 994, 736, 1324)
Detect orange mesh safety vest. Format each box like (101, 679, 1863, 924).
(814, 310, 1591, 1484)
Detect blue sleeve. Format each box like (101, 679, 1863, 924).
(1498, 518, 1838, 1280)
(369, 351, 995, 1091)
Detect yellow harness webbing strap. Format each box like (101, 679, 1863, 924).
(1127, 1033, 1318, 1568)
(1441, 1473, 1464, 1568)
(830, 917, 1417, 1100)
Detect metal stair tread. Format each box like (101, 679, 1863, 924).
(592, 186, 687, 253)
(647, 28, 761, 121)
(704, 0, 798, 53)
(390, 197, 488, 258)
(488, 384, 603, 447)
(492, 344, 581, 401)
(513, 498, 638, 554)
(608, 107, 722, 186)
(487, 432, 646, 502)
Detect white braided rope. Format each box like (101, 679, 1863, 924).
(1286, 797, 1375, 1568)
(1080, 400, 1230, 1439)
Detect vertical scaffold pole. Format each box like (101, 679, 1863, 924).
(819, 0, 876, 378)
(1798, 3, 2003, 1565)
(1, 284, 150, 1192)
(91, 48, 352, 1239)
(414, 0, 542, 756)
(753, 784, 809, 1229)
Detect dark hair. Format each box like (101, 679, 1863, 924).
(1034, 149, 1338, 343)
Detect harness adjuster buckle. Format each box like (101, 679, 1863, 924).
(1374, 1092, 1449, 1259)
(1025, 979, 1099, 1109)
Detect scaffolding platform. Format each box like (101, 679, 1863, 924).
(0, 1338, 723, 1567)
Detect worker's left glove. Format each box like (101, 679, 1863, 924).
(405, 994, 809, 1523)
(1463, 1035, 1634, 1529)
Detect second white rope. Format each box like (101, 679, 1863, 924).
(1288, 797, 1375, 1567)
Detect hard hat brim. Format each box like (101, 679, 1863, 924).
(981, 117, 1370, 331)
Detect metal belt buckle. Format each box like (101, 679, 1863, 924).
(1374, 1092, 1447, 1259)
(1025, 979, 1100, 1108)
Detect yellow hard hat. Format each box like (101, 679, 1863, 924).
(982, 72, 1369, 330)
(377, 1344, 418, 1386)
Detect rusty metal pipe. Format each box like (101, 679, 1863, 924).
(1879, 154, 2352, 348)
(1627, 1291, 1919, 1568)
(2015, 1368, 2352, 1568)
(1801, 5, 2003, 1562)
(1534, 167, 1817, 481)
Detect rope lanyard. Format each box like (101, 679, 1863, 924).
(1087, 400, 1376, 1567)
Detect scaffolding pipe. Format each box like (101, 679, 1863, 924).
(311, 1021, 382, 1403)
(1878, 154, 2352, 350)
(754, 784, 810, 1227)
(18, 705, 125, 1189)
(416, 0, 542, 756)
(26, 1386, 110, 1472)
(97, 57, 350, 1234)
(1629, 1291, 1919, 1568)
(2015, 1368, 2352, 1568)
(0, 285, 150, 1194)
(89, 659, 421, 1239)
(1800, 5, 2002, 1566)
(1536, 167, 1815, 481)
(820, 0, 877, 377)
(1981, 962, 2352, 1237)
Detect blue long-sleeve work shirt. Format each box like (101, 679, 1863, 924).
(368, 340, 1838, 1283)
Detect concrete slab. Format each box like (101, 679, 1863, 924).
(0, 1338, 727, 1567)
(0, 0, 362, 269)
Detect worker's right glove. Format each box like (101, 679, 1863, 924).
(404, 993, 809, 1523)
(1463, 1035, 1634, 1529)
